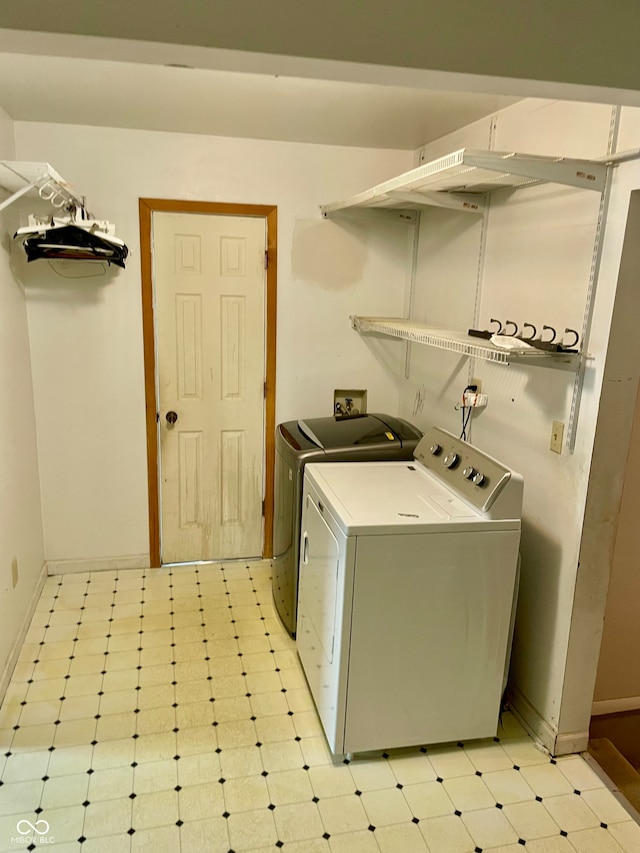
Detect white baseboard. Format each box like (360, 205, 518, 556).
(0, 561, 47, 704)
(46, 554, 150, 575)
(506, 684, 589, 757)
(592, 696, 640, 715)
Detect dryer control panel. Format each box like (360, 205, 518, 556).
(414, 426, 523, 519)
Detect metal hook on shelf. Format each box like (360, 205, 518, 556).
(563, 328, 580, 348)
(503, 320, 518, 336)
(38, 180, 57, 201)
(489, 318, 502, 333)
(521, 323, 537, 340)
(541, 325, 557, 342)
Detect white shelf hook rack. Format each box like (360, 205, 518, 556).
(0, 161, 84, 214)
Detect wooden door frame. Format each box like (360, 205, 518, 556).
(139, 198, 277, 567)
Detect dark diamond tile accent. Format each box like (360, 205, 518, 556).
(303, 765, 310, 772)
(536, 796, 543, 802)
(83, 800, 90, 807)
(312, 796, 319, 803)
(475, 848, 482, 853)
(131, 762, 138, 768)
(219, 778, 226, 784)
(127, 828, 135, 835)
(550, 758, 557, 764)
(518, 840, 526, 846)
(129, 793, 137, 799)
(560, 830, 568, 837)
(268, 803, 276, 810)
(574, 789, 581, 795)
(215, 748, 222, 754)
(496, 803, 503, 810)
(475, 771, 482, 777)
(436, 777, 443, 783)
(455, 810, 462, 817)
(176, 820, 183, 827)
(173, 755, 180, 760)
(323, 832, 330, 840)
(256, 742, 262, 748)
(91, 740, 98, 746)
(87, 769, 94, 775)
(396, 783, 403, 790)
(78, 837, 86, 844)
(34, 807, 43, 815)
(513, 765, 520, 771)
(261, 771, 268, 777)
(42, 775, 49, 782)
(412, 817, 419, 824)
(601, 822, 608, 829)
(355, 790, 362, 796)
(368, 825, 375, 832)
(222, 811, 230, 819)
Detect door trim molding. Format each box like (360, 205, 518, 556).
(139, 198, 277, 567)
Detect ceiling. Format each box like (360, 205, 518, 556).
(0, 51, 518, 150)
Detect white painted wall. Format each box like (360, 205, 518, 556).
(0, 108, 46, 694)
(593, 378, 640, 706)
(11, 122, 412, 567)
(384, 98, 640, 752)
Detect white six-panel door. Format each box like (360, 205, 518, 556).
(153, 211, 266, 562)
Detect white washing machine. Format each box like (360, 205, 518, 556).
(296, 425, 523, 756)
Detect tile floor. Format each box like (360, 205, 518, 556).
(0, 560, 639, 853)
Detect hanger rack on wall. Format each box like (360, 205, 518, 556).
(0, 161, 84, 214)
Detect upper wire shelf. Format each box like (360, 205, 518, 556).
(321, 149, 607, 217)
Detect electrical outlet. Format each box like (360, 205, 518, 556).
(550, 420, 564, 454)
(11, 557, 18, 588)
(463, 391, 488, 408)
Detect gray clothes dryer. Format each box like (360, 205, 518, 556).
(272, 413, 422, 636)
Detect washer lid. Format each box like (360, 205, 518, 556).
(305, 461, 521, 535)
(297, 414, 401, 450)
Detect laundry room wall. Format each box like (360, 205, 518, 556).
(0, 107, 47, 693)
(9, 121, 412, 569)
(389, 97, 640, 753)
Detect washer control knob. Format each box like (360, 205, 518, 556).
(462, 466, 476, 480)
(472, 471, 486, 486)
(429, 443, 442, 456)
(443, 452, 460, 469)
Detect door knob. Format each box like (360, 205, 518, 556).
(166, 411, 178, 425)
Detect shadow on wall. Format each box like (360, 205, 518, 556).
(291, 218, 367, 290)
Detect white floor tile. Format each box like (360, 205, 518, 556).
(418, 813, 476, 853)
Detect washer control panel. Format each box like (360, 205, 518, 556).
(415, 426, 523, 517)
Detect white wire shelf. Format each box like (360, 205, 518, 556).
(321, 149, 607, 217)
(351, 316, 580, 368)
(0, 161, 83, 214)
